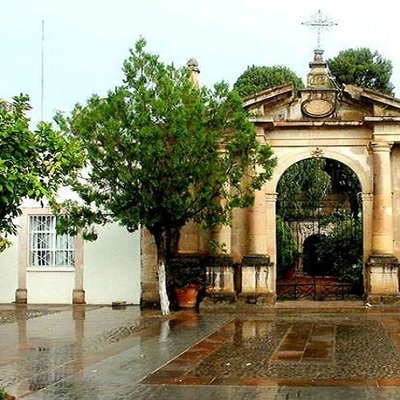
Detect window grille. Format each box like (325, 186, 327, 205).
(29, 215, 75, 267)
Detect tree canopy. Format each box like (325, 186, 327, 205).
(57, 38, 276, 314)
(276, 158, 361, 221)
(277, 158, 331, 221)
(327, 47, 394, 95)
(0, 95, 82, 251)
(233, 65, 304, 98)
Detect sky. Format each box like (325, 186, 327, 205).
(2, 0, 400, 126)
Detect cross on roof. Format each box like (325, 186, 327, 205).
(302, 10, 338, 50)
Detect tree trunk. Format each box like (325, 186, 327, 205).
(154, 231, 170, 316)
(165, 226, 180, 263)
(158, 259, 170, 316)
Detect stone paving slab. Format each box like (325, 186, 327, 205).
(2, 304, 400, 399)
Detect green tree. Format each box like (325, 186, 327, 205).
(57, 39, 276, 315)
(327, 48, 394, 95)
(0, 95, 82, 251)
(276, 216, 298, 278)
(277, 158, 331, 220)
(317, 211, 363, 286)
(233, 65, 304, 98)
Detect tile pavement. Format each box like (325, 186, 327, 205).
(1, 303, 400, 399)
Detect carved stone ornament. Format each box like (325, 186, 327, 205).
(302, 98, 335, 118)
(301, 90, 336, 118)
(310, 147, 324, 158)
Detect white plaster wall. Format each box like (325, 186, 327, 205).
(27, 270, 74, 303)
(0, 236, 18, 303)
(84, 224, 140, 304)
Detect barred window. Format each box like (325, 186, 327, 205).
(29, 215, 75, 267)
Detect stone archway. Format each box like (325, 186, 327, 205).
(264, 148, 372, 284)
(268, 155, 366, 299)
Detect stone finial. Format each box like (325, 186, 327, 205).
(306, 49, 334, 89)
(187, 58, 200, 87)
(187, 57, 200, 72)
(311, 48, 325, 65)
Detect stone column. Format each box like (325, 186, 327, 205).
(246, 187, 268, 254)
(366, 141, 400, 304)
(72, 235, 86, 304)
(371, 142, 394, 254)
(239, 188, 274, 305)
(211, 225, 231, 255)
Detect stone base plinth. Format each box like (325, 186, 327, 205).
(200, 291, 237, 310)
(365, 255, 400, 304)
(366, 294, 400, 305)
(141, 282, 160, 308)
(15, 289, 27, 304)
(72, 289, 86, 304)
(237, 292, 276, 306)
(242, 255, 270, 267)
(241, 254, 273, 294)
(140, 299, 160, 309)
(72, 305, 86, 320)
(206, 256, 235, 293)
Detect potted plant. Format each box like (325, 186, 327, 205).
(0, 388, 15, 400)
(167, 257, 206, 309)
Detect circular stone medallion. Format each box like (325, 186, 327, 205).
(302, 98, 335, 118)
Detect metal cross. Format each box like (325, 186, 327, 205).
(302, 10, 338, 50)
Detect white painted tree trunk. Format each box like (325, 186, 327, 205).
(158, 261, 170, 316)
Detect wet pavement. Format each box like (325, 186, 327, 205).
(2, 303, 400, 399)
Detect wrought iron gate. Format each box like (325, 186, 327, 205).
(276, 211, 363, 300)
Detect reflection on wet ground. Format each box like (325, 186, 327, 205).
(3, 304, 400, 399)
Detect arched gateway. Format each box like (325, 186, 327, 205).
(142, 50, 400, 306)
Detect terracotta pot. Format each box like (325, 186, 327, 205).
(287, 269, 296, 280)
(174, 287, 198, 308)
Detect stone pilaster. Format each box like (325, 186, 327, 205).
(361, 193, 373, 262)
(265, 193, 277, 301)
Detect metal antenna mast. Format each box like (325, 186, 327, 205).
(302, 10, 337, 50)
(41, 20, 44, 121)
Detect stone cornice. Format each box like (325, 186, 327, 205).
(243, 83, 293, 108)
(248, 119, 365, 128)
(365, 116, 400, 123)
